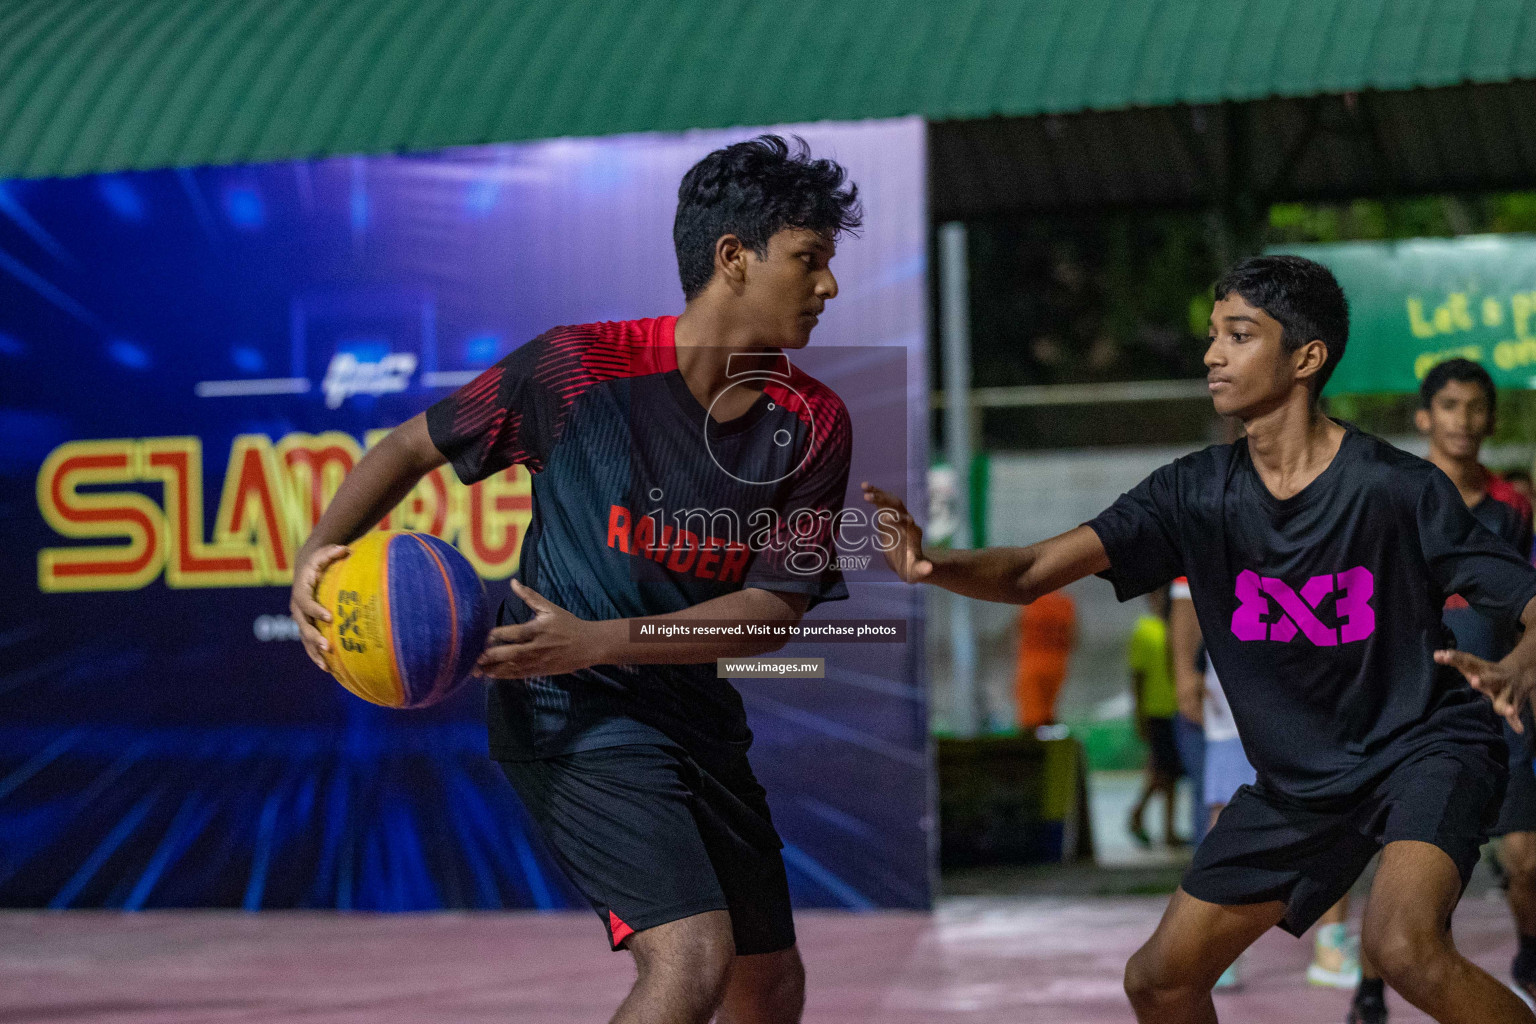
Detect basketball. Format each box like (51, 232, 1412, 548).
(314, 531, 490, 709)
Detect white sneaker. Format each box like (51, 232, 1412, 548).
(1307, 923, 1362, 989)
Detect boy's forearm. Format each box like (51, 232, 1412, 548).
(587, 588, 809, 664)
(297, 414, 446, 559)
(920, 525, 1111, 606)
(923, 546, 1039, 604)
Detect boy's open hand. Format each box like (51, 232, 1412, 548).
(476, 580, 603, 679)
(1435, 648, 1535, 732)
(290, 544, 351, 671)
(861, 482, 934, 584)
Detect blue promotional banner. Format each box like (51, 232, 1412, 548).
(0, 119, 930, 910)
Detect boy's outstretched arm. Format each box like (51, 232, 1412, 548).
(862, 482, 1109, 605)
(289, 413, 447, 669)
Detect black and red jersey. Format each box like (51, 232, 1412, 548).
(1485, 469, 1534, 545)
(426, 316, 851, 764)
(1442, 472, 1535, 663)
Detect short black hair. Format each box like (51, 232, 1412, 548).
(1419, 357, 1496, 413)
(674, 135, 862, 300)
(1506, 468, 1532, 486)
(1213, 254, 1351, 395)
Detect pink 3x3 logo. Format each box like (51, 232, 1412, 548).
(1230, 567, 1376, 645)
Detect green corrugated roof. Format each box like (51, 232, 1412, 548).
(3, 0, 1536, 179)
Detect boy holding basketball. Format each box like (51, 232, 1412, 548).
(292, 136, 859, 1024)
(866, 255, 1536, 1024)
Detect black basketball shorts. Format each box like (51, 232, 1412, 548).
(499, 743, 796, 955)
(1183, 742, 1506, 936)
(1494, 720, 1536, 837)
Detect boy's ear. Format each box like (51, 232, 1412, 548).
(1414, 408, 1432, 435)
(715, 234, 749, 287)
(1293, 339, 1328, 382)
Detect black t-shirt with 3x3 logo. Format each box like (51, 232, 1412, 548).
(1088, 423, 1536, 803)
(426, 316, 851, 767)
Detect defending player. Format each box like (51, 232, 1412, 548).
(290, 136, 859, 1024)
(1330, 358, 1536, 1022)
(1410, 358, 1536, 1008)
(866, 254, 1536, 1024)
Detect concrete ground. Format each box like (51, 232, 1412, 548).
(2, 773, 1526, 1023)
(0, 894, 1526, 1023)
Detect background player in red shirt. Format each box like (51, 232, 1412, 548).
(289, 136, 860, 1024)
(1395, 357, 1536, 1019)
(1417, 359, 1533, 541)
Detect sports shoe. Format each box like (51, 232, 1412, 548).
(1307, 923, 1362, 989)
(1490, 846, 1510, 890)
(1346, 989, 1387, 1024)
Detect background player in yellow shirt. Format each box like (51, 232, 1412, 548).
(1128, 586, 1185, 848)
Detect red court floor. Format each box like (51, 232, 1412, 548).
(0, 894, 1525, 1022)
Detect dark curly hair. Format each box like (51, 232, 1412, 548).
(674, 135, 862, 300)
(1213, 254, 1351, 395)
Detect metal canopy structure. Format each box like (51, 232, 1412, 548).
(3, 0, 1536, 197)
(931, 80, 1536, 221)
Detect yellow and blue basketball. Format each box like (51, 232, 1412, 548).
(314, 531, 490, 709)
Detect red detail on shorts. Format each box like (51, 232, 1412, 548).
(608, 911, 634, 946)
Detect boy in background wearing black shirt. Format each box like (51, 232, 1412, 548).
(866, 255, 1536, 1023)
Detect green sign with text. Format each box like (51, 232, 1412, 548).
(1277, 236, 1536, 395)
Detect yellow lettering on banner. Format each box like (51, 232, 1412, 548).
(1483, 296, 1505, 328)
(1446, 293, 1473, 332)
(1494, 338, 1536, 372)
(464, 467, 532, 579)
(141, 437, 261, 588)
(1407, 297, 1437, 339)
(213, 434, 297, 584)
(1414, 345, 1485, 380)
(36, 430, 530, 591)
(1514, 293, 1536, 341)
(1407, 293, 1480, 339)
(36, 440, 166, 592)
